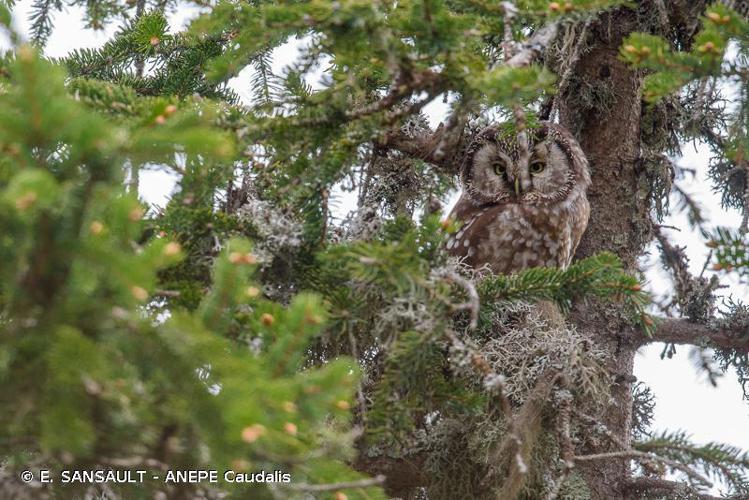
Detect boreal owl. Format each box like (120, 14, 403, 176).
(446, 122, 590, 274)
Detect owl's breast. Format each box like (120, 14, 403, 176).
(446, 195, 589, 275)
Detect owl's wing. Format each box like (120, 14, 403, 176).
(448, 200, 577, 275)
(567, 195, 591, 262)
(446, 196, 494, 267)
(448, 194, 479, 223)
(447, 201, 527, 275)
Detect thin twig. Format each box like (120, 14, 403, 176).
(443, 270, 480, 329)
(501, 2, 531, 184)
(654, 226, 693, 306)
(347, 328, 368, 420)
(346, 69, 443, 121)
(574, 450, 712, 486)
(699, 249, 714, 278)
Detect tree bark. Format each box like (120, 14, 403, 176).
(558, 8, 648, 499)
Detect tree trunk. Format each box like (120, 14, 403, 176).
(558, 8, 648, 499)
(354, 4, 726, 498)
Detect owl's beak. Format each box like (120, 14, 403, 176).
(514, 177, 521, 196)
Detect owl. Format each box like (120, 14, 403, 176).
(446, 122, 590, 275)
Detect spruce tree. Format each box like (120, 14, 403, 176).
(1, 0, 748, 499)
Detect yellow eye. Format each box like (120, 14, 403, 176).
(492, 161, 506, 175)
(529, 161, 545, 174)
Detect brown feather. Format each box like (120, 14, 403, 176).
(446, 121, 590, 275)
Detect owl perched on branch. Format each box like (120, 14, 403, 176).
(447, 122, 590, 275)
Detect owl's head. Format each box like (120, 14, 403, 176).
(459, 122, 590, 206)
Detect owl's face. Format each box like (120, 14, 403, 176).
(459, 123, 590, 206)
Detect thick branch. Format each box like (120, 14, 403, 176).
(375, 122, 457, 170)
(638, 318, 749, 350)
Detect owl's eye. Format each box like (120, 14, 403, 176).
(529, 161, 546, 174)
(492, 160, 506, 175)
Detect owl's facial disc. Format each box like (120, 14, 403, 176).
(469, 143, 514, 202)
(522, 142, 572, 200)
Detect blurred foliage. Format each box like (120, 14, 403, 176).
(0, 47, 377, 499)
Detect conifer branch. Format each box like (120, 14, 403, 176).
(574, 449, 712, 486)
(622, 477, 723, 500)
(442, 326, 552, 498)
(429, 101, 470, 164)
(375, 17, 559, 171)
(7, 1, 749, 498)
(636, 430, 749, 494)
(654, 226, 697, 303)
(641, 318, 749, 350)
(376, 120, 463, 171)
(28, 0, 61, 45)
(347, 69, 444, 121)
(653, 226, 720, 323)
(478, 252, 654, 334)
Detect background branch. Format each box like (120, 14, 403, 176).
(638, 318, 749, 350)
(375, 20, 560, 171)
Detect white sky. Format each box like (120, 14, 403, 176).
(2, 2, 747, 493)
